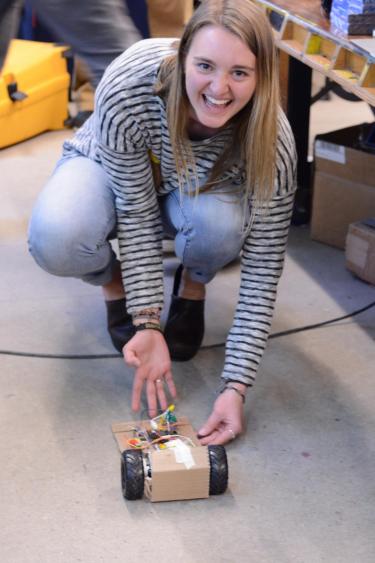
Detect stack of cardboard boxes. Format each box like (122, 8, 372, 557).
(311, 123, 375, 284)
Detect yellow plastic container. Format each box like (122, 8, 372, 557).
(0, 39, 71, 149)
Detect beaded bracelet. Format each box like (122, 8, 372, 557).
(133, 313, 160, 324)
(133, 309, 161, 323)
(133, 316, 161, 326)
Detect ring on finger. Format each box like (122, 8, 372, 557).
(228, 428, 236, 441)
(155, 378, 163, 384)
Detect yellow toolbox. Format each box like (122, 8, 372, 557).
(0, 39, 72, 149)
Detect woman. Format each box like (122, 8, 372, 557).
(28, 0, 296, 445)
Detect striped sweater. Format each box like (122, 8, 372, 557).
(63, 38, 297, 387)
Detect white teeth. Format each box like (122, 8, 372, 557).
(204, 94, 230, 106)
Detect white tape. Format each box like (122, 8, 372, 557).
(167, 439, 195, 469)
(315, 140, 346, 164)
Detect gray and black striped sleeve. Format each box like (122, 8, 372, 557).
(93, 43, 170, 314)
(98, 138, 165, 315)
(222, 113, 297, 387)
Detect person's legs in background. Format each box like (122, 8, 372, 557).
(0, 0, 23, 69)
(1, 1, 141, 127)
(30, 0, 141, 87)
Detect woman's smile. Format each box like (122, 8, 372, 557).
(202, 93, 233, 111)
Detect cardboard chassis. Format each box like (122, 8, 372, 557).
(112, 416, 213, 502)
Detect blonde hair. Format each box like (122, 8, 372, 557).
(155, 0, 280, 210)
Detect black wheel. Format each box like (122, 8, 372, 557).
(121, 450, 144, 500)
(208, 445, 228, 495)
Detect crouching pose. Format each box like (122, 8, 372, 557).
(29, 0, 296, 444)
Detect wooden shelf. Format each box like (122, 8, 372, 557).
(254, 0, 375, 107)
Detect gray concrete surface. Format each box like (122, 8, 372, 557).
(1, 88, 375, 563)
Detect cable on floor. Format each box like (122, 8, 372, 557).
(0, 300, 374, 360)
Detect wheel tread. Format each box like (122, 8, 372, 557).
(121, 450, 144, 500)
(208, 445, 228, 495)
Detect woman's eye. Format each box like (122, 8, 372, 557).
(233, 70, 247, 79)
(197, 62, 211, 71)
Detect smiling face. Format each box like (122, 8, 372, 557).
(184, 25, 257, 136)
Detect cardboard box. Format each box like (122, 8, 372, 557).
(311, 123, 375, 249)
(147, 0, 193, 38)
(345, 219, 375, 284)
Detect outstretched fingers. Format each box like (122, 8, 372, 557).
(132, 370, 177, 417)
(131, 369, 145, 412)
(164, 369, 177, 400)
(146, 378, 159, 418)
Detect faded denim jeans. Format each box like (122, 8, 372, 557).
(28, 155, 247, 286)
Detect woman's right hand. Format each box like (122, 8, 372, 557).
(124, 330, 177, 417)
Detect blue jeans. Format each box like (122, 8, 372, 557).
(28, 156, 247, 286)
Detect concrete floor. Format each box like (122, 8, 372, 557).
(1, 81, 375, 563)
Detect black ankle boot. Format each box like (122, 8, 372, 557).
(105, 297, 135, 353)
(164, 265, 205, 361)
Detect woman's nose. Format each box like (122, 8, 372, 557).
(209, 72, 229, 95)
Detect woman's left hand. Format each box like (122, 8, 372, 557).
(197, 388, 245, 445)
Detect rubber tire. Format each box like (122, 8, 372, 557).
(208, 445, 228, 495)
(121, 450, 144, 500)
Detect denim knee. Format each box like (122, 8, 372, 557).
(28, 155, 118, 286)
(174, 193, 247, 283)
(28, 201, 115, 285)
